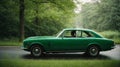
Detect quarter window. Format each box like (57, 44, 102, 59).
(81, 31, 94, 37)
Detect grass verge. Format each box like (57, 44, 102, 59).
(0, 40, 22, 46)
(0, 59, 120, 67)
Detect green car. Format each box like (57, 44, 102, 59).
(22, 28, 115, 57)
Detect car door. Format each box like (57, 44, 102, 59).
(50, 30, 89, 51)
(61, 30, 91, 50)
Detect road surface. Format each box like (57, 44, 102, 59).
(0, 45, 120, 60)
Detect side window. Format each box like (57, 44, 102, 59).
(60, 30, 95, 38)
(63, 30, 77, 38)
(89, 32, 95, 37)
(82, 31, 88, 37)
(63, 30, 72, 37)
(82, 31, 93, 37)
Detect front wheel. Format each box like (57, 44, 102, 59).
(86, 45, 100, 57)
(31, 45, 43, 57)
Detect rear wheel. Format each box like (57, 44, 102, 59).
(86, 45, 100, 57)
(31, 45, 43, 57)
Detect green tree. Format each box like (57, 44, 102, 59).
(0, 0, 19, 39)
(24, 0, 75, 36)
(0, 0, 75, 40)
(81, 0, 120, 31)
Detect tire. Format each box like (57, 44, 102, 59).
(86, 45, 100, 57)
(31, 45, 43, 57)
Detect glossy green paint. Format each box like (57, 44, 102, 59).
(22, 28, 115, 52)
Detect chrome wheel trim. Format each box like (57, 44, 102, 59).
(32, 46, 41, 57)
(89, 46, 98, 56)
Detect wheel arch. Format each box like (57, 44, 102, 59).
(29, 42, 45, 51)
(87, 43, 101, 51)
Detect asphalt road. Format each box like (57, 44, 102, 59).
(0, 45, 120, 60)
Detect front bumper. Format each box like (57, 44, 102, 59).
(21, 46, 30, 51)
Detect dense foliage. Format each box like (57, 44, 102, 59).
(80, 0, 120, 31)
(0, 0, 75, 39)
(0, 0, 120, 41)
(0, 0, 19, 38)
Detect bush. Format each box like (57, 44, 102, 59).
(99, 31, 120, 44)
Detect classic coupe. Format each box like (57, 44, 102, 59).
(22, 28, 115, 57)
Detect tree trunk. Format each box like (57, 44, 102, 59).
(34, 2, 39, 35)
(19, 0, 25, 42)
(35, 2, 39, 25)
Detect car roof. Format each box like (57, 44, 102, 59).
(63, 28, 93, 32)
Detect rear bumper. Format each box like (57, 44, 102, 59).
(111, 45, 115, 49)
(101, 45, 115, 51)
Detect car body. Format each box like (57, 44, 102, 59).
(22, 28, 115, 57)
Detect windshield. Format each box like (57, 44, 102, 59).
(53, 31, 60, 37)
(56, 30, 64, 37)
